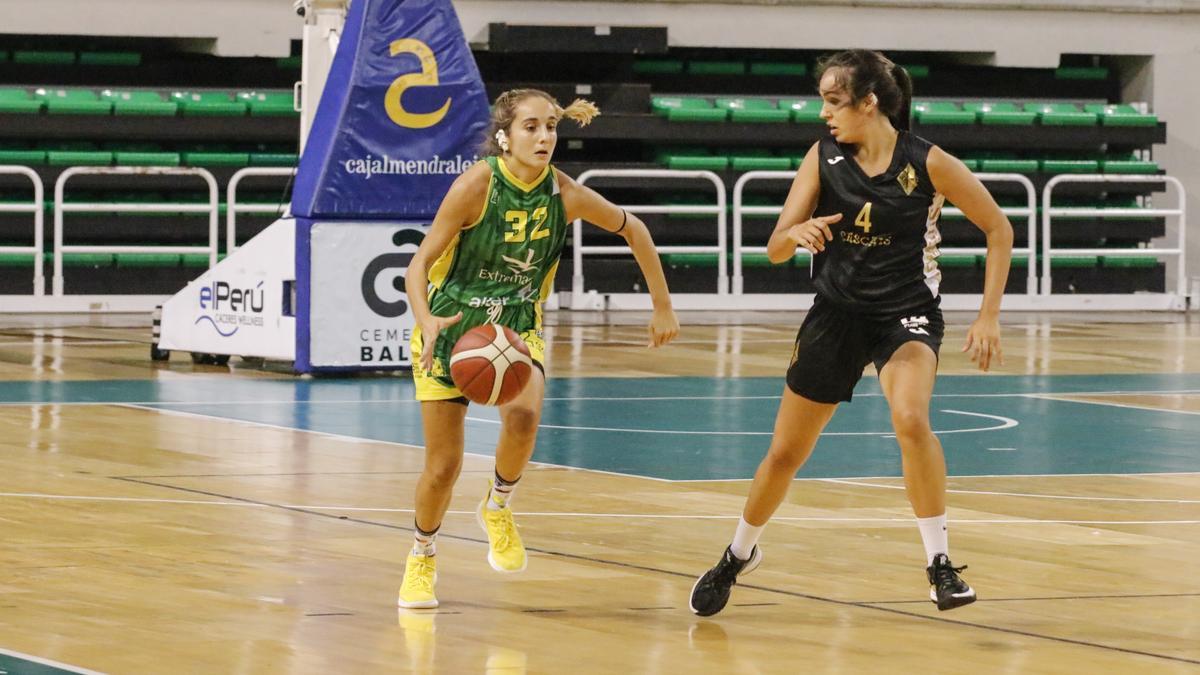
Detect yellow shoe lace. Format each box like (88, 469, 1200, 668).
(405, 556, 435, 595)
(487, 507, 517, 552)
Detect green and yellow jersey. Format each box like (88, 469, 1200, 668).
(412, 156, 568, 400)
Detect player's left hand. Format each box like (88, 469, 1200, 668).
(962, 314, 1002, 372)
(648, 307, 679, 347)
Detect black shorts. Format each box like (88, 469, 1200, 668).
(786, 296, 944, 403)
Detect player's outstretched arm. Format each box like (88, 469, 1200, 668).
(559, 171, 679, 348)
(403, 162, 489, 370)
(928, 146, 1013, 372)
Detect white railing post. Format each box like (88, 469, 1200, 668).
(731, 171, 1038, 296)
(1042, 174, 1185, 305)
(227, 167, 296, 254)
(53, 166, 220, 296)
(571, 169, 727, 305)
(0, 166, 45, 296)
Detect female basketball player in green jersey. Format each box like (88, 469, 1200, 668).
(690, 50, 1012, 616)
(399, 89, 679, 608)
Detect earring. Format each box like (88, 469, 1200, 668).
(495, 129, 510, 153)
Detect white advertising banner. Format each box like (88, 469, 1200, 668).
(309, 222, 426, 368)
(158, 218, 296, 360)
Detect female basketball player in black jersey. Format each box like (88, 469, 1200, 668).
(691, 50, 1012, 615)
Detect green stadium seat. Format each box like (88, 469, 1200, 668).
(1101, 158, 1159, 174)
(633, 59, 684, 75)
(1055, 67, 1108, 80)
(1024, 102, 1098, 126)
(729, 152, 792, 171)
(914, 101, 975, 125)
(1101, 256, 1157, 268)
(250, 152, 299, 166)
(172, 92, 247, 116)
(1040, 159, 1100, 173)
(715, 98, 790, 123)
(749, 62, 808, 77)
(0, 149, 46, 164)
(658, 153, 729, 171)
(778, 98, 822, 124)
(979, 158, 1039, 173)
(36, 88, 112, 115)
(901, 64, 930, 78)
(0, 89, 44, 114)
(1083, 103, 1158, 127)
(687, 61, 744, 76)
(961, 102, 1037, 126)
(1051, 256, 1099, 268)
(102, 90, 177, 116)
(184, 152, 251, 167)
(0, 51, 8, 63)
(46, 150, 113, 166)
(650, 97, 727, 122)
(13, 50, 74, 65)
(79, 51, 142, 66)
(238, 91, 297, 117)
(276, 56, 302, 70)
(115, 152, 182, 167)
(116, 253, 182, 268)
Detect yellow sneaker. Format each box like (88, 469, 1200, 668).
(398, 553, 438, 609)
(477, 483, 527, 573)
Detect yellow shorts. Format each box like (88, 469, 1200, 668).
(411, 323, 545, 402)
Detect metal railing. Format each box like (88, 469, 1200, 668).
(53, 166, 219, 296)
(732, 172, 1038, 295)
(1042, 174, 1186, 299)
(227, 167, 296, 254)
(0, 166, 45, 296)
(571, 169, 727, 301)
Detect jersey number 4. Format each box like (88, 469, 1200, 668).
(855, 202, 873, 233)
(505, 207, 550, 243)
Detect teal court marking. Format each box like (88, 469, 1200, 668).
(0, 649, 103, 675)
(3, 374, 1200, 481)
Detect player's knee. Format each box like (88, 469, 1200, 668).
(890, 408, 931, 441)
(501, 405, 540, 437)
(764, 444, 807, 472)
(424, 457, 463, 488)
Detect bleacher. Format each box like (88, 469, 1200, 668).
(0, 30, 1174, 303)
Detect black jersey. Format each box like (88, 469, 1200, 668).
(811, 131, 945, 316)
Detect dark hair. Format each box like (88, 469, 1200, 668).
(816, 50, 913, 131)
(480, 88, 599, 156)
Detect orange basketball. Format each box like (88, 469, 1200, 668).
(449, 324, 533, 406)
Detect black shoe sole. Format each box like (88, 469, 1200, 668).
(932, 592, 977, 611)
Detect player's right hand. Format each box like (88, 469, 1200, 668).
(418, 311, 463, 372)
(786, 213, 842, 254)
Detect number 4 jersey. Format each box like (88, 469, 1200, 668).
(811, 131, 946, 316)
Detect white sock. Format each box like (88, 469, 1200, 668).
(729, 517, 765, 561)
(412, 525, 437, 557)
(488, 470, 519, 511)
(916, 514, 948, 566)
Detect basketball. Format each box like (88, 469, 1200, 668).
(449, 324, 533, 406)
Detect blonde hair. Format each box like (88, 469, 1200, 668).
(482, 89, 600, 156)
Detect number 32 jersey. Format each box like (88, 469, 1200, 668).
(427, 155, 568, 317)
(811, 131, 946, 316)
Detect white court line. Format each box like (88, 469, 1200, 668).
(1026, 394, 1200, 417)
(1, 491, 1197, 525)
(0, 389, 1197, 407)
(0, 647, 105, 675)
(115, 404, 678, 483)
(464, 409, 1018, 437)
(821, 478, 1200, 504)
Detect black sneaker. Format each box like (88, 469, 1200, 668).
(927, 553, 976, 611)
(689, 545, 762, 617)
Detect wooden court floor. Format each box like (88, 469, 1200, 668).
(0, 310, 1198, 673)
